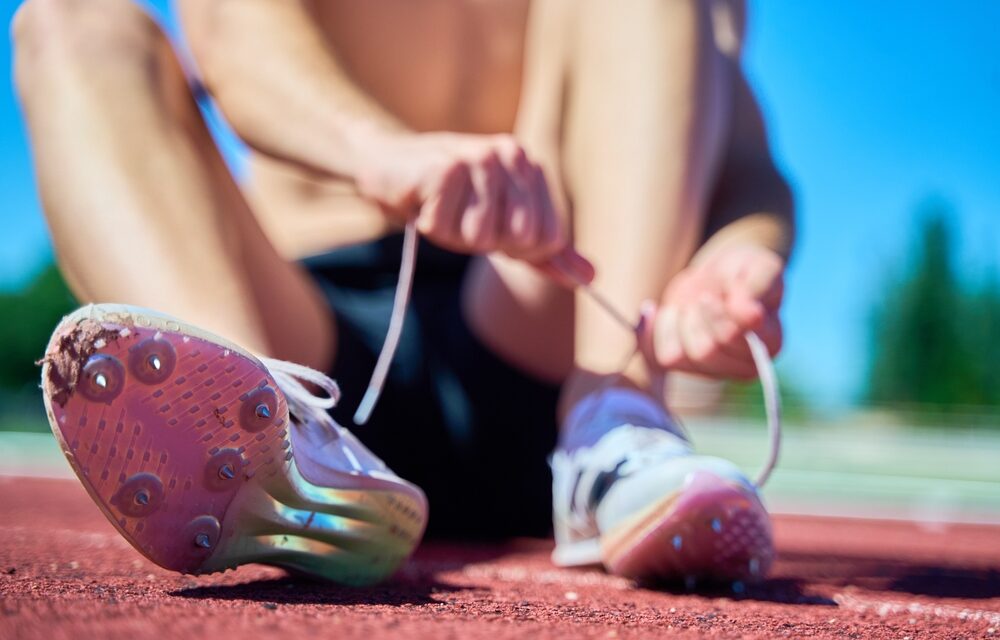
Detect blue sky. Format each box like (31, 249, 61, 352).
(1, 1, 998, 411)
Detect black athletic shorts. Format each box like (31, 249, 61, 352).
(301, 234, 559, 539)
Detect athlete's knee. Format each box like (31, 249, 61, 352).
(12, 0, 162, 87)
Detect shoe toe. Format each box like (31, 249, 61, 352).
(597, 458, 774, 582)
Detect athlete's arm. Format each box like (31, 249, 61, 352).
(177, 0, 591, 280)
(696, 0, 794, 265)
(176, 0, 402, 179)
(644, 7, 794, 379)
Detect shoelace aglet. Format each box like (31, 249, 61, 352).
(353, 392, 378, 427)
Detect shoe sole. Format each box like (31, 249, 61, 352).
(600, 471, 774, 584)
(40, 303, 426, 586)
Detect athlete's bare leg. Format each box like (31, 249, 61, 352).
(465, 0, 729, 414)
(13, 0, 334, 369)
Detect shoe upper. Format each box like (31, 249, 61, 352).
(553, 424, 690, 542)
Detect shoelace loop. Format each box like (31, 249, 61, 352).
(260, 356, 342, 434)
(257, 221, 418, 431)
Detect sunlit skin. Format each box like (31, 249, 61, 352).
(13, 0, 793, 420)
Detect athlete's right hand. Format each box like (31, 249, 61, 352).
(355, 131, 594, 286)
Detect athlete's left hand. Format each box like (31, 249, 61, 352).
(639, 244, 785, 380)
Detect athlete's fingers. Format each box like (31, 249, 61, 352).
(653, 303, 685, 369)
(460, 153, 503, 253)
(699, 291, 754, 361)
(726, 251, 785, 312)
(534, 245, 596, 288)
(752, 310, 783, 357)
(520, 162, 565, 261)
(725, 289, 767, 331)
(759, 270, 785, 311)
(637, 299, 659, 368)
(499, 150, 543, 257)
(678, 305, 758, 379)
(417, 161, 471, 251)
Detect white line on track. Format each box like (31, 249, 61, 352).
(400, 559, 635, 590)
(834, 592, 1000, 626)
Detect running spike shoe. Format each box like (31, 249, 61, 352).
(551, 389, 774, 584)
(39, 303, 427, 586)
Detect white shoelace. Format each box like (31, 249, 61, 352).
(253, 221, 417, 440)
(262, 219, 781, 489)
(260, 356, 341, 427)
(745, 331, 781, 487)
(261, 356, 371, 472)
(353, 220, 419, 425)
(254, 221, 417, 434)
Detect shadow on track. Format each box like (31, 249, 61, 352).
(171, 575, 469, 607)
(637, 576, 837, 606)
(168, 541, 519, 606)
(779, 552, 1000, 599)
(888, 566, 1000, 598)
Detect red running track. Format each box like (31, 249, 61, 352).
(2, 477, 999, 639)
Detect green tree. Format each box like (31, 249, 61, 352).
(965, 271, 1000, 406)
(866, 201, 1000, 414)
(0, 263, 78, 393)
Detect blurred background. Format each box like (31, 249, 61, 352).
(1, 2, 998, 523)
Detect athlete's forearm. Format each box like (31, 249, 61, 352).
(177, 0, 404, 180)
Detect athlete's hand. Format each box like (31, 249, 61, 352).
(639, 245, 785, 379)
(356, 131, 594, 286)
